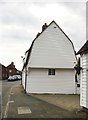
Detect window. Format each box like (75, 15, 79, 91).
(9, 70, 12, 73)
(48, 69, 55, 75)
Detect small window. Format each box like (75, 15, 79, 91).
(77, 84, 80, 87)
(54, 26, 57, 28)
(9, 70, 12, 73)
(48, 69, 55, 75)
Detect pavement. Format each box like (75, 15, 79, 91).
(30, 94, 81, 112)
(2, 84, 88, 119)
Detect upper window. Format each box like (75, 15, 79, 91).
(9, 70, 12, 73)
(48, 69, 55, 75)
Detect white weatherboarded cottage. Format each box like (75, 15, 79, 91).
(77, 40, 88, 109)
(22, 21, 76, 94)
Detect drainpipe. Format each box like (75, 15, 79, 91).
(21, 78, 22, 85)
(25, 68, 27, 93)
(21, 72, 22, 85)
(75, 72, 77, 94)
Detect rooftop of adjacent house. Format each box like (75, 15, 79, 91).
(7, 62, 16, 68)
(0, 63, 6, 68)
(77, 40, 88, 55)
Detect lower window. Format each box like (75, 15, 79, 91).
(48, 69, 55, 75)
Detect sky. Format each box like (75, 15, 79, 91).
(0, 0, 87, 70)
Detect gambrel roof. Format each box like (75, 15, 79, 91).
(77, 40, 88, 55)
(23, 20, 76, 69)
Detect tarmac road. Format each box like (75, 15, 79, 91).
(0, 80, 2, 119)
(1, 80, 87, 119)
(2, 80, 21, 119)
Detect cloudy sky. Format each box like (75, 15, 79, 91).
(0, 0, 87, 70)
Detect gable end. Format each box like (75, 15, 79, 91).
(23, 20, 76, 69)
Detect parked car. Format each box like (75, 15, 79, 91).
(8, 75, 21, 81)
(15, 75, 22, 80)
(8, 76, 13, 81)
(8, 75, 18, 81)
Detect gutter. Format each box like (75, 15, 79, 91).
(25, 68, 27, 93)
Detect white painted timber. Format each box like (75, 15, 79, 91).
(80, 53, 88, 109)
(86, 53, 88, 109)
(28, 22, 76, 68)
(22, 21, 76, 94)
(22, 69, 26, 89)
(26, 68, 75, 94)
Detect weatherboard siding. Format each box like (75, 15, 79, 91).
(86, 53, 88, 108)
(22, 21, 76, 94)
(28, 22, 76, 68)
(22, 69, 26, 89)
(26, 68, 75, 94)
(80, 53, 88, 108)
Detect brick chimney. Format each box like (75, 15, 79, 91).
(42, 23, 48, 32)
(11, 62, 14, 65)
(36, 32, 41, 38)
(11, 62, 15, 68)
(36, 23, 48, 38)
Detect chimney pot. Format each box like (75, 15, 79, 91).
(42, 23, 48, 31)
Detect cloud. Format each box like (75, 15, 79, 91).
(0, 1, 86, 70)
(28, 3, 86, 50)
(0, 3, 42, 45)
(0, 3, 40, 26)
(0, 0, 87, 4)
(1, 25, 34, 41)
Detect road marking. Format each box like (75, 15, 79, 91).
(10, 93, 14, 95)
(8, 101, 14, 103)
(4, 87, 14, 118)
(4, 101, 14, 118)
(18, 107, 32, 114)
(4, 101, 9, 118)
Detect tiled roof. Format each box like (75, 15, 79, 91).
(76, 40, 88, 55)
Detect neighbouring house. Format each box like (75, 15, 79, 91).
(0, 62, 22, 79)
(0, 63, 7, 80)
(6, 62, 21, 78)
(22, 21, 77, 94)
(77, 40, 88, 110)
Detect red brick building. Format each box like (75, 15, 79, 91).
(0, 63, 7, 79)
(6, 62, 17, 77)
(6, 62, 21, 78)
(0, 62, 22, 79)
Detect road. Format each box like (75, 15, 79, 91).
(2, 80, 87, 119)
(2, 80, 21, 119)
(0, 80, 2, 119)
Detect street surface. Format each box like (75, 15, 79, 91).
(0, 80, 2, 119)
(2, 80, 21, 119)
(2, 80, 87, 119)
